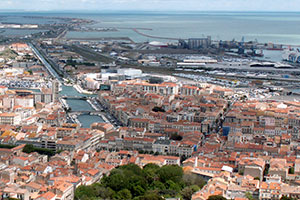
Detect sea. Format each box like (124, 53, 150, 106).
(0, 11, 299, 45)
(65, 11, 300, 45)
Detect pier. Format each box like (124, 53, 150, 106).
(132, 28, 184, 41)
(67, 37, 134, 43)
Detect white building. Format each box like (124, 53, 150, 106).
(0, 113, 21, 125)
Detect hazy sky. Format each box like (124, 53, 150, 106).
(0, 0, 299, 11)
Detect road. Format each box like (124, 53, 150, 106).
(29, 42, 62, 80)
(55, 28, 68, 42)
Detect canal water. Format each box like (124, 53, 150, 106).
(30, 43, 105, 128)
(60, 85, 104, 128)
(61, 85, 93, 97)
(77, 115, 104, 128)
(65, 99, 94, 111)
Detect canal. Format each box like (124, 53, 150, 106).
(77, 115, 104, 128)
(60, 86, 104, 128)
(66, 99, 94, 111)
(30, 43, 105, 128)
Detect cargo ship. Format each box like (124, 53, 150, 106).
(266, 44, 283, 51)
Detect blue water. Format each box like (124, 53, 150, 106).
(61, 86, 102, 127)
(60, 85, 97, 97)
(78, 114, 104, 128)
(64, 12, 300, 45)
(1, 17, 57, 24)
(65, 99, 94, 111)
(0, 29, 48, 37)
(60, 85, 86, 97)
(0, 13, 64, 24)
(1, 12, 300, 45)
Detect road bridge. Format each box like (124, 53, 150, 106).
(60, 96, 89, 100)
(68, 111, 104, 115)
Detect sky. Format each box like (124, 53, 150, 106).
(0, 0, 299, 12)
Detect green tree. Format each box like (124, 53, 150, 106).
(152, 106, 165, 112)
(150, 181, 165, 190)
(119, 163, 144, 177)
(103, 172, 128, 191)
(208, 195, 227, 200)
(132, 185, 145, 197)
(137, 193, 164, 200)
(181, 185, 200, 200)
(289, 167, 295, 174)
(166, 180, 181, 192)
(92, 183, 115, 199)
(116, 189, 132, 200)
(157, 165, 183, 183)
(264, 164, 270, 176)
(143, 163, 160, 184)
(245, 192, 255, 200)
(74, 185, 97, 200)
(22, 144, 55, 157)
(143, 163, 160, 171)
(182, 173, 206, 188)
(0, 144, 17, 149)
(22, 144, 35, 153)
(158, 189, 178, 198)
(75, 164, 207, 200)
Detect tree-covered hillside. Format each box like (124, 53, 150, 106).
(75, 164, 205, 200)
